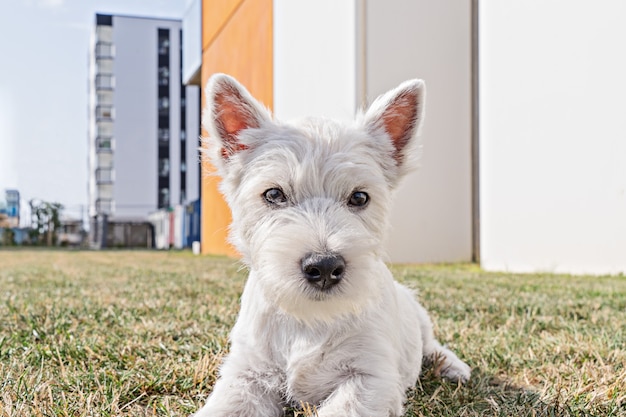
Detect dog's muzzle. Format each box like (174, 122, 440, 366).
(301, 252, 345, 291)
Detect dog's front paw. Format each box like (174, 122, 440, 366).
(440, 356, 471, 383)
(429, 347, 471, 383)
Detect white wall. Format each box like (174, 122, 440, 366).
(182, 0, 202, 85)
(185, 85, 201, 203)
(366, 0, 473, 263)
(113, 16, 163, 218)
(479, 1, 626, 274)
(272, 0, 473, 263)
(273, 0, 357, 121)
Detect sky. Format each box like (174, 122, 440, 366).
(0, 0, 190, 221)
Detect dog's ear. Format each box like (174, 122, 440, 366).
(203, 74, 271, 160)
(362, 79, 425, 169)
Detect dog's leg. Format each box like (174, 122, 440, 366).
(315, 375, 404, 417)
(195, 363, 284, 417)
(414, 300, 472, 383)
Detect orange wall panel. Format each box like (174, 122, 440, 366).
(202, 0, 244, 51)
(200, 0, 273, 256)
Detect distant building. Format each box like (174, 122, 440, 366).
(87, 13, 201, 235)
(0, 189, 20, 228)
(57, 219, 85, 247)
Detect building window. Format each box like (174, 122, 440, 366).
(158, 67, 169, 86)
(157, 28, 171, 209)
(158, 38, 169, 55)
(158, 128, 169, 144)
(159, 158, 170, 177)
(158, 97, 169, 114)
(179, 32, 187, 206)
(96, 14, 113, 27)
(159, 188, 170, 208)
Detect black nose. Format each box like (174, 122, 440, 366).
(301, 253, 346, 290)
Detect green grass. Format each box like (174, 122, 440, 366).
(0, 250, 624, 416)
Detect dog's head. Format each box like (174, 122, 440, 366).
(203, 74, 425, 323)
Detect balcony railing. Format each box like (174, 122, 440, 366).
(95, 198, 113, 214)
(95, 168, 113, 183)
(95, 74, 114, 90)
(95, 42, 114, 59)
(96, 105, 114, 120)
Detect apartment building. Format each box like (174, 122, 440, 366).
(88, 13, 200, 227)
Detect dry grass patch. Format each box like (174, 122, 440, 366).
(0, 250, 624, 416)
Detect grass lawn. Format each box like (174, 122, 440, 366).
(0, 249, 624, 416)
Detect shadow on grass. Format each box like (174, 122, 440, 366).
(405, 367, 575, 417)
(284, 367, 573, 417)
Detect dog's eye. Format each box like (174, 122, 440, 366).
(348, 191, 369, 208)
(263, 188, 288, 206)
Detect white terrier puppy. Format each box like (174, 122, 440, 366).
(195, 74, 471, 417)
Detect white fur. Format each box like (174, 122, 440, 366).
(195, 74, 470, 417)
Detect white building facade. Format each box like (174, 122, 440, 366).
(88, 13, 200, 224)
(186, 0, 625, 274)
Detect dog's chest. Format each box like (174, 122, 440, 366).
(275, 327, 359, 405)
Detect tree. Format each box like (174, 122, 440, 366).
(0, 213, 15, 246)
(29, 199, 64, 246)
